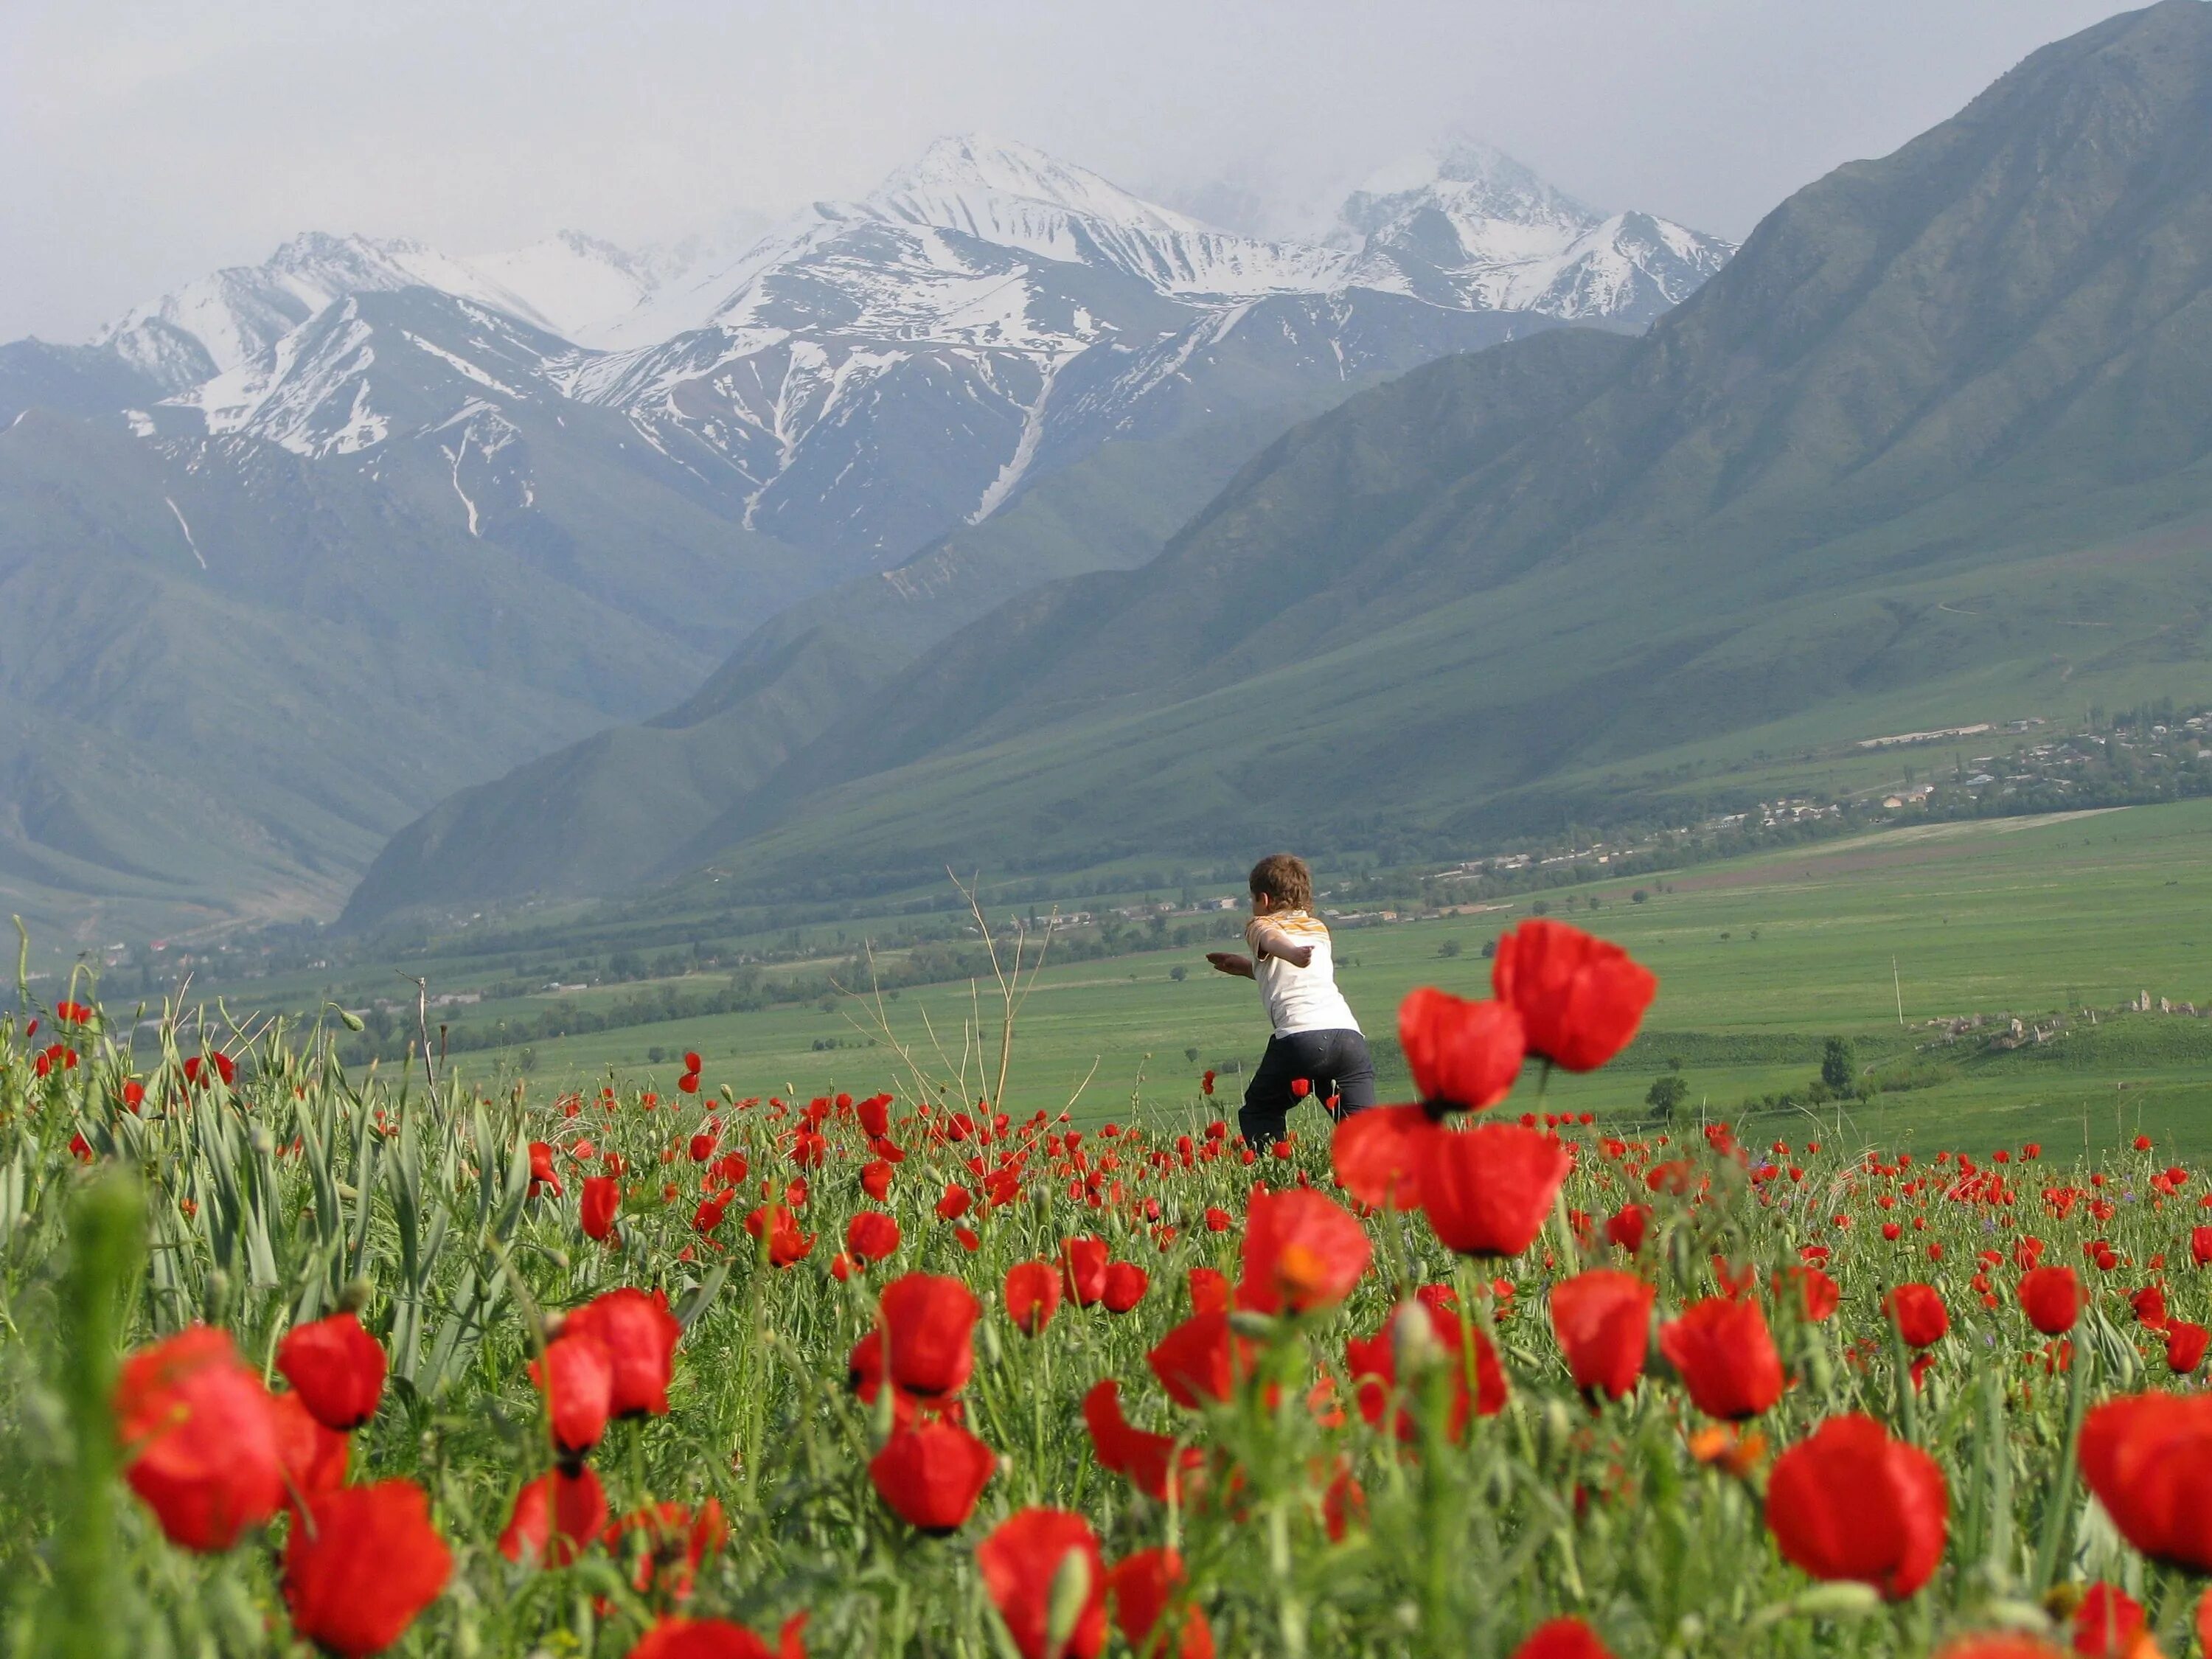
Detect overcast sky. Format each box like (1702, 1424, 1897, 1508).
(1, 0, 2152, 344)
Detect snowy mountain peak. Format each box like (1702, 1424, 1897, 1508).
(871, 133, 1214, 238)
(96, 232, 548, 389)
(1338, 140, 1596, 246)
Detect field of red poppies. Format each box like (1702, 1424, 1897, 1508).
(4, 919, 2212, 1658)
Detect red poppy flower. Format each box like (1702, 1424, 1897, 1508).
(1885, 1284, 1950, 1350)
(2191, 1225, 2212, 1269)
(1004, 1262, 1061, 1335)
(1234, 1187, 1370, 1315)
(1658, 1296, 1784, 1420)
(1550, 1270, 1655, 1402)
(1332, 1105, 1437, 1211)
(1081, 1380, 1203, 1503)
(2019, 1266, 2082, 1334)
(1510, 1618, 1616, 1659)
(2079, 1391, 2212, 1571)
(845, 1211, 902, 1266)
(977, 1508, 1106, 1659)
(605, 1499, 729, 1601)
(113, 1326, 285, 1552)
(567, 1288, 681, 1419)
(274, 1311, 386, 1432)
(499, 1467, 608, 1568)
(1491, 919, 1656, 1071)
(1102, 1262, 1151, 1313)
(936, 1183, 973, 1220)
(581, 1176, 620, 1242)
(1107, 1547, 1214, 1659)
(1764, 1413, 1947, 1599)
(2166, 1320, 2210, 1375)
(1929, 1639, 2066, 1659)
(2070, 1583, 2146, 1658)
(1148, 1312, 1252, 1408)
(1604, 1203, 1651, 1255)
(744, 1203, 815, 1266)
(625, 1613, 810, 1659)
(1773, 1265, 1840, 1323)
(269, 1388, 349, 1501)
(1062, 1237, 1110, 1307)
(869, 1420, 997, 1533)
(282, 1480, 452, 1656)
(1418, 1121, 1571, 1257)
(1397, 987, 1526, 1109)
(529, 1141, 563, 1197)
(532, 1331, 613, 1457)
(860, 1159, 895, 1200)
(1186, 1267, 1230, 1315)
(1344, 1298, 1507, 1441)
(880, 1273, 980, 1399)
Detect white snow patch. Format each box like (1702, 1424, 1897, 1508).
(164, 496, 207, 569)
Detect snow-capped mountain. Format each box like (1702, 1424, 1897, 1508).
(1335, 140, 1734, 318)
(95, 232, 553, 392)
(52, 133, 1734, 568)
(2, 130, 1733, 933)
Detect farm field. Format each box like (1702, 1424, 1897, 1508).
(470, 801, 2212, 1161)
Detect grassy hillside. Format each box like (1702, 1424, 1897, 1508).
(342, 386, 1451, 923)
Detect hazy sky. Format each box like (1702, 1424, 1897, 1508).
(1, 0, 2151, 344)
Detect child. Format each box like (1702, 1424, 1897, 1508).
(1205, 852, 1374, 1148)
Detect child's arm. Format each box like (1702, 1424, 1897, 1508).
(1247, 920, 1315, 970)
(1206, 952, 1256, 978)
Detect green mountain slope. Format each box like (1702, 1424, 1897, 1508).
(599, 0, 2212, 902)
(0, 394, 812, 944)
(340, 387, 1434, 922)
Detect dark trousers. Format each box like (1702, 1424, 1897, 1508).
(1238, 1028, 1376, 1147)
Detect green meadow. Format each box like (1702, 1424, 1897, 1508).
(454, 799, 2212, 1159)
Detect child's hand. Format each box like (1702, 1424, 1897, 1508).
(1206, 952, 1255, 978)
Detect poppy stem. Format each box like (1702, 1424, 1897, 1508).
(1980, 1366, 2014, 1585)
(1886, 1311, 1919, 1444)
(2031, 1332, 2093, 1594)
(52, 1172, 142, 1659)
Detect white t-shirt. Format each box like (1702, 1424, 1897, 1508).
(1246, 911, 1360, 1037)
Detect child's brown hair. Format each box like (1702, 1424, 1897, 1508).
(1248, 852, 1312, 911)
